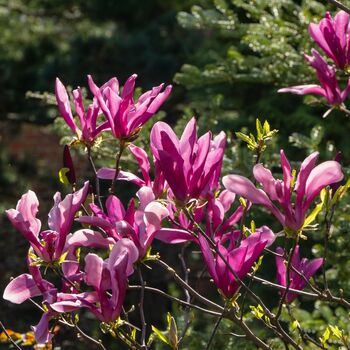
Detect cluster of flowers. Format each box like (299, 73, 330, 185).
(3, 71, 344, 344)
(279, 11, 350, 109)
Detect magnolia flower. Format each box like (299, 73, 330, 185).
(278, 49, 350, 106)
(3, 256, 95, 344)
(6, 182, 93, 262)
(309, 11, 350, 70)
(155, 190, 245, 244)
(78, 187, 169, 258)
(199, 227, 275, 298)
(55, 78, 110, 144)
(4, 240, 138, 342)
(150, 117, 226, 203)
(51, 239, 139, 322)
(276, 245, 323, 303)
(223, 150, 343, 233)
(88, 74, 172, 140)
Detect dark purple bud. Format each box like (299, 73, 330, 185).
(63, 145, 76, 185)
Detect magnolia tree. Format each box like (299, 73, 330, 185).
(3, 8, 350, 350)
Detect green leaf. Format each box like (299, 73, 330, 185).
(320, 327, 331, 346)
(167, 313, 178, 349)
(263, 120, 270, 134)
(59, 167, 70, 185)
(235, 132, 252, 144)
(151, 326, 172, 347)
(250, 304, 264, 319)
(256, 118, 264, 139)
(329, 325, 343, 339)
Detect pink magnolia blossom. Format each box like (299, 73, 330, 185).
(276, 245, 323, 303)
(88, 74, 172, 140)
(6, 182, 91, 262)
(308, 11, 350, 69)
(150, 117, 226, 203)
(51, 238, 139, 322)
(155, 190, 245, 244)
(199, 227, 275, 298)
(3, 256, 96, 344)
(78, 187, 169, 258)
(278, 49, 350, 106)
(55, 78, 110, 144)
(223, 150, 343, 233)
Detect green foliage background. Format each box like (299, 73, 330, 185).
(1, 0, 350, 349)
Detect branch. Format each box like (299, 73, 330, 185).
(326, 0, 350, 15)
(128, 285, 221, 317)
(153, 259, 224, 312)
(87, 146, 104, 210)
(0, 321, 23, 350)
(137, 266, 147, 349)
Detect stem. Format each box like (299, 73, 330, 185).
(87, 146, 103, 210)
(109, 140, 126, 194)
(276, 239, 299, 320)
(59, 316, 107, 350)
(0, 321, 23, 350)
(205, 309, 225, 350)
(178, 244, 192, 344)
(239, 268, 256, 320)
(326, 0, 350, 14)
(53, 267, 80, 292)
(238, 145, 262, 245)
(154, 259, 224, 312)
(137, 266, 147, 349)
(227, 314, 272, 350)
(75, 323, 107, 350)
(128, 285, 221, 317)
(323, 205, 335, 291)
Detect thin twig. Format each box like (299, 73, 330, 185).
(326, 0, 350, 15)
(75, 323, 107, 350)
(178, 244, 192, 344)
(110, 141, 126, 194)
(0, 321, 23, 350)
(128, 285, 221, 317)
(323, 205, 335, 291)
(276, 239, 299, 319)
(137, 266, 147, 349)
(154, 259, 224, 312)
(205, 309, 225, 350)
(87, 146, 104, 210)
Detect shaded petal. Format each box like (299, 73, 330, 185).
(67, 230, 114, 248)
(304, 160, 343, 208)
(106, 195, 126, 222)
(84, 254, 103, 290)
(275, 247, 286, 287)
(3, 274, 42, 304)
(97, 168, 145, 186)
(108, 238, 139, 276)
(129, 144, 151, 186)
(155, 228, 196, 244)
(32, 313, 53, 345)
